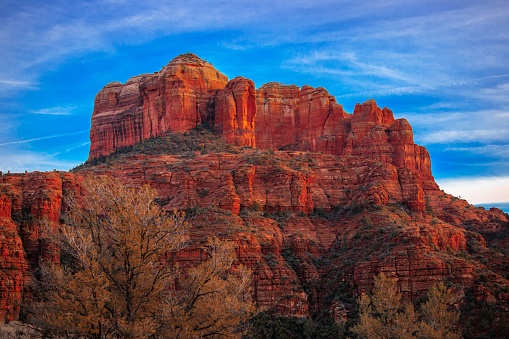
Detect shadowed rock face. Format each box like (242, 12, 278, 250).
(1, 55, 508, 334)
(1, 148, 507, 323)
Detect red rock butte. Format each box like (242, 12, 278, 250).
(2, 54, 508, 334)
(89, 53, 433, 186)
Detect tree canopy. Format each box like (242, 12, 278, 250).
(352, 273, 461, 339)
(29, 177, 254, 338)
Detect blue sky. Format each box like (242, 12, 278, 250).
(1, 0, 508, 206)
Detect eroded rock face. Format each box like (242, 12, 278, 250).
(88, 54, 435, 196)
(1, 148, 508, 323)
(2, 54, 509, 332)
(0, 172, 79, 322)
(89, 54, 229, 159)
(83, 151, 428, 215)
(75, 150, 508, 316)
(0, 195, 28, 322)
(215, 77, 256, 147)
(255, 83, 347, 154)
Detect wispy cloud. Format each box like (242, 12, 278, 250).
(398, 106, 509, 145)
(284, 51, 415, 83)
(0, 79, 37, 89)
(436, 176, 509, 204)
(445, 145, 509, 158)
(0, 130, 88, 147)
(419, 129, 509, 144)
(53, 142, 91, 156)
(30, 105, 77, 115)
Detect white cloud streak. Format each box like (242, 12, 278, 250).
(445, 145, 509, 158)
(0, 130, 88, 146)
(419, 129, 509, 144)
(0, 79, 38, 89)
(30, 105, 77, 115)
(402, 108, 509, 145)
(436, 176, 509, 204)
(53, 142, 91, 156)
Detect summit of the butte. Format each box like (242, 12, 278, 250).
(1, 54, 508, 336)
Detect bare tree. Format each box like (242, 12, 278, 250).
(30, 177, 254, 338)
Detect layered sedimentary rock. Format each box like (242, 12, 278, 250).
(0, 195, 28, 322)
(0, 172, 77, 322)
(215, 77, 256, 147)
(255, 83, 347, 154)
(1, 146, 509, 323)
(80, 151, 428, 215)
(89, 54, 229, 159)
(88, 54, 435, 201)
(2, 54, 509, 333)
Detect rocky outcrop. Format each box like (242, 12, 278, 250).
(0, 195, 28, 322)
(255, 83, 347, 154)
(215, 77, 256, 147)
(2, 54, 508, 334)
(82, 150, 429, 215)
(0, 172, 76, 322)
(88, 54, 435, 196)
(89, 54, 229, 159)
(1, 147, 508, 325)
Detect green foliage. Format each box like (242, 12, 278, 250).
(244, 149, 282, 170)
(460, 286, 509, 338)
(264, 253, 279, 268)
(425, 196, 434, 215)
(264, 209, 292, 228)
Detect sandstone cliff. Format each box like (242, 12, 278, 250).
(1, 54, 508, 336)
(89, 53, 229, 159)
(88, 54, 435, 202)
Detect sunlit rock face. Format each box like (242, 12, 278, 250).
(2, 54, 508, 335)
(89, 53, 229, 159)
(89, 54, 435, 202)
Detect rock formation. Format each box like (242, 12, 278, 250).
(1, 54, 508, 336)
(89, 53, 229, 159)
(88, 54, 435, 201)
(215, 77, 256, 147)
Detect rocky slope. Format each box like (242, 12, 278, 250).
(1, 54, 509, 336)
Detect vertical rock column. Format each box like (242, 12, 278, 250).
(0, 195, 29, 322)
(215, 77, 257, 147)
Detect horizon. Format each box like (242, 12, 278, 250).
(1, 0, 508, 207)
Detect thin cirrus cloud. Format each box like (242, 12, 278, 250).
(0, 130, 88, 147)
(405, 108, 509, 145)
(52, 142, 91, 157)
(283, 52, 416, 83)
(0, 79, 37, 89)
(30, 105, 77, 116)
(445, 145, 509, 159)
(2, 0, 507, 90)
(418, 129, 509, 144)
